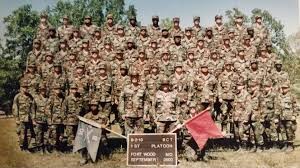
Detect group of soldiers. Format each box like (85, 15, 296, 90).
(12, 12, 299, 163)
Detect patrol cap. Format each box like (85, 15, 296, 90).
(206, 27, 213, 32)
(62, 15, 69, 19)
(235, 14, 244, 19)
(152, 15, 159, 20)
(104, 38, 112, 44)
(129, 16, 136, 20)
(117, 25, 124, 30)
(49, 26, 56, 31)
(91, 48, 99, 53)
(223, 35, 230, 40)
(275, 59, 282, 65)
(33, 39, 41, 44)
(200, 61, 209, 68)
(255, 14, 262, 19)
(161, 48, 169, 54)
(151, 63, 159, 69)
(250, 59, 258, 64)
(215, 15, 223, 20)
(249, 80, 258, 87)
(260, 46, 267, 51)
(52, 83, 62, 89)
(193, 16, 200, 21)
(27, 63, 36, 68)
(140, 26, 147, 30)
(89, 99, 99, 105)
(45, 51, 54, 57)
(115, 47, 124, 54)
(189, 101, 197, 108)
(247, 27, 254, 31)
(53, 61, 62, 67)
(120, 63, 128, 69)
(237, 47, 245, 52)
(85, 15, 92, 19)
(39, 84, 47, 91)
(106, 14, 113, 19)
(228, 28, 235, 33)
(173, 33, 182, 38)
(281, 81, 290, 88)
(98, 63, 107, 70)
(73, 27, 80, 32)
(127, 38, 135, 43)
(76, 61, 85, 68)
(173, 17, 180, 22)
(160, 77, 170, 85)
(20, 81, 29, 87)
(138, 47, 146, 54)
(187, 48, 195, 54)
(236, 80, 245, 86)
(197, 36, 205, 42)
(243, 35, 251, 40)
(40, 12, 48, 18)
(185, 27, 193, 32)
(130, 70, 140, 76)
(161, 26, 169, 31)
(150, 38, 158, 43)
(224, 60, 233, 65)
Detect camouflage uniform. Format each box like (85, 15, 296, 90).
(57, 15, 74, 39)
(213, 15, 227, 42)
(12, 83, 36, 150)
(232, 81, 251, 146)
(153, 78, 180, 133)
(191, 16, 204, 37)
(80, 16, 98, 40)
(277, 82, 299, 151)
(148, 16, 161, 38)
(248, 80, 264, 151)
(102, 14, 117, 37)
(44, 27, 59, 53)
(39, 51, 55, 81)
(136, 26, 151, 48)
(90, 64, 113, 122)
(158, 49, 174, 77)
(33, 85, 49, 149)
(26, 39, 43, 68)
(118, 72, 148, 135)
(182, 27, 197, 49)
(46, 84, 65, 151)
(62, 84, 84, 147)
(169, 17, 184, 38)
(21, 63, 41, 97)
(169, 34, 186, 61)
(260, 80, 280, 145)
(68, 27, 83, 52)
(125, 16, 140, 38)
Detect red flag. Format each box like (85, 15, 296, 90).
(185, 109, 223, 149)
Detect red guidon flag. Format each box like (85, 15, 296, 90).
(185, 109, 223, 149)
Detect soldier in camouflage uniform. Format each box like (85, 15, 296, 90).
(146, 39, 160, 63)
(232, 80, 251, 150)
(26, 39, 43, 69)
(191, 16, 203, 37)
(68, 62, 90, 98)
(39, 51, 54, 81)
(21, 63, 41, 97)
(169, 17, 184, 38)
(36, 13, 51, 44)
(246, 59, 265, 87)
(90, 27, 103, 50)
(90, 64, 113, 123)
(194, 37, 210, 61)
(112, 64, 130, 133)
(46, 83, 65, 152)
(44, 27, 59, 53)
(33, 84, 49, 151)
(47, 62, 67, 96)
(113, 25, 127, 49)
(118, 71, 148, 135)
(12, 82, 36, 151)
(126, 16, 140, 38)
(252, 15, 269, 43)
(158, 27, 172, 48)
(136, 26, 151, 48)
(182, 27, 197, 49)
(148, 15, 161, 38)
(102, 14, 117, 37)
(217, 61, 238, 134)
(55, 39, 69, 62)
(260, 80, 280, 149)
(124, 38, 139, 65)
(233, 15, 247, 41)
(169, 33, 186, 61)
(62, 83, 84, 149)
(271, 59, 289, 91)
(63, 51, 78, 79)
(248, 80, 264, 152)
(80, 16, 98, 40)
(153, 77, 180, 133)
(57, 15, 74, 39)
(277, 82, 299, 152)
(69, 27, 83, 52)
(190, 62, 217, 112)
(80, 99, 110, 165)
(213, 15, 227, 42)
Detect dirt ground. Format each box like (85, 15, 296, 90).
(0, 118, 299, 168)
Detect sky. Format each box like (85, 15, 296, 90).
(0, 0, 299, 41)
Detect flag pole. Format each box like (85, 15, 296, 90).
(78, 116, 127, 139)
(168, 107, 210, 133)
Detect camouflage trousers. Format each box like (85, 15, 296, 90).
(156, 121, 177, 133)
(262, 119, 279, 142)
(65, 124, 78, 147)
(233, 121, 251, 143)
(279, 120, 297, 142)
(124, 117, 144, 136)
(34, 122, 48, 147)
(220, 99, 233, 133)
(47, 124, 64, 146)
(16, 121, 36, 149)
(250, 121, 264, 145)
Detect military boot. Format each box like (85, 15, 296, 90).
(285, 142, 294, 153)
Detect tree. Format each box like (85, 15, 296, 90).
(160, 18, 172, 30)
